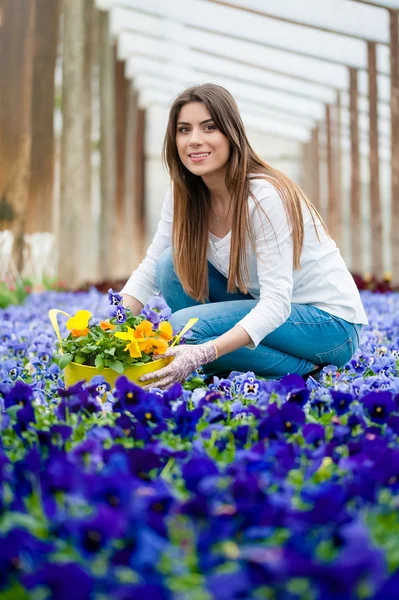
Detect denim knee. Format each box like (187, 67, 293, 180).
(156, 246, 174, 292)
(169, 307, 203, 338)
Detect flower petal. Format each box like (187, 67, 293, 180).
(158, 321, 173, 341)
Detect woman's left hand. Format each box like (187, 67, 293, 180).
(139, 341, 217, 390)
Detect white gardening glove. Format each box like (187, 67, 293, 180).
(139, 342, 217, 390)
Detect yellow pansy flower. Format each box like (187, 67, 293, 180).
(152, 338, 169, 355)
(114, 327, 142, 358)
(100, 320, 116, 331)
(133, 320, 155, 339)
(137, 338, 157, 354)
(158, 321, 173, 341)
(66, 310, 92, 331)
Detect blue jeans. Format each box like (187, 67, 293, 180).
(156, 247, 362, 379)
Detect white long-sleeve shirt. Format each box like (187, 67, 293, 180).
(121, 178, 368, 349)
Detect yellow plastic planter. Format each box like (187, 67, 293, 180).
(62, 356, 174, 389)
(49, 309, 197, 389)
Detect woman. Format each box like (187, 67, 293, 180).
(121, 83, 368, 390)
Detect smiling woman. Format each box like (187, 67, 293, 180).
(121, 83, 368, 390)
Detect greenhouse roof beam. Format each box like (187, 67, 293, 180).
(350, 0, 399, 8)
(113, 7, 391, 103)
(118, 30, 391, 126)
(114, 0, 390, 75)
(205, 0, 391, 44)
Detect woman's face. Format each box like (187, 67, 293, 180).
(175, 101, 230, 178)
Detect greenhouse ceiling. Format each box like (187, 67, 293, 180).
(96, 0, 398, 157)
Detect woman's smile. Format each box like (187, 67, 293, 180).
(189, 152, 211, 162)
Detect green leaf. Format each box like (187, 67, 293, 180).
(0, 582, 31, 600)
(108, 360, 124, 374)
(95, 355, 104, 370)
(5, 405, 22, 419)
(59, 353, 73, 369)
(81, 344, 99, 353)
(0, 511, 46, 536)
(74, 355, 85, 365)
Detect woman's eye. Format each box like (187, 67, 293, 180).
(178, 124, 216, 133)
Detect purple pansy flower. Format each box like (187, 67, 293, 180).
(108, 288, 123, 305)
(108, 304, 127, 323)
(363, 390, 397, 424)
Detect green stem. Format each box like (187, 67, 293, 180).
(161, 458, 175, 479)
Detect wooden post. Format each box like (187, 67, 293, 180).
(349, 67, 362, 276)
(123, 87, 138, 274)
(367, 40, 383, 280)
(98, 9, 116, 282)
(325, 104, 339, 243)
(335, 90, 342, 250)
(390, 10, 399, 285)
(59, 0, 93, 287)
(114, 49, 129, 279)
(0, 0, 36, 270)
(134, 106, 146, 257)
(81, 0, 96, 284)
(27, 0, 60, 234)
(301, 141, 312, 197)
(310, 125, 321, 211)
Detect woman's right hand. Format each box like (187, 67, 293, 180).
(122, 294, 144, 316)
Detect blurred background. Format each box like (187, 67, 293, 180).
(0, 0, 398, 302)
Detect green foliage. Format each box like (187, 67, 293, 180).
(0, 282, 29, 308)
(0, 276, 66, 308)
(59, 311, 176, 374)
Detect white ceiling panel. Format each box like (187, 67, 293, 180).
(114, 0, 391, 73)
(108, 0, 394, 160)
(213, 0, 390, 43)
(115, 9, 391, 104)
(361, 0, 399, 7)
(124, 43, 337, 104)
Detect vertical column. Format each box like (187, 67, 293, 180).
(98, 8, 116, 282)
(124, 87, 138, 273)
(134, 106, 146, 257)
(367, 40, 383, 280)
(114, 48, 129, 279)
(311, 125, 321, 211)
(82, 0, 96, 283)
(349, 67, 362, 275)
(335, 90, 342, 250)
(390, 10, 399, 285)
(59, 0, 93, 287)
(326, 104, 339, 243)
(0, 0, 36, 270)
(28, 0, 60, 234)
(301, 140, 312, 198)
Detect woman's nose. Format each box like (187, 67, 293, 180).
(189, 128, 203, 145)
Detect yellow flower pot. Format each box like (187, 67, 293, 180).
(63, 356, 173, 389)
(49, 309, 197, 389)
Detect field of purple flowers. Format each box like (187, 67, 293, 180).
(1, 289, 399, 600)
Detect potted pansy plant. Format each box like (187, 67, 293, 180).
(49, 290, 197, 389)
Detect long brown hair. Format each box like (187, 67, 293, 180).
(162, 83, 328, 302)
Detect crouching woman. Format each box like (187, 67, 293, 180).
(121, 83, 368, 390)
